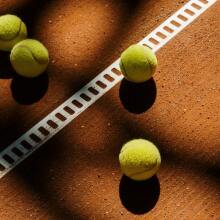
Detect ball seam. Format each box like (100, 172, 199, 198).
(12, 45, 48, 65)
(120, 59, 129, 79)
(128, 160, 159, 178)
(146, 56, 153, 77)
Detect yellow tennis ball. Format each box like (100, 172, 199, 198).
(0, 14, 27, 51)
(120, 44, 158, 83)
(119, 139, 161, 181)
(10, 39, 49, 78)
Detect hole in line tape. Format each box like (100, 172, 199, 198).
(177, 14, 188, 21)
(163, 26, 174, 33)
(191, 3, 202, 9)
(55, 113, 67, 122)
(88, 87, 99, 95)
(111, 68, 122, 76)
(64, 106, 75, 115)
(96, 81, 107, 89)
(72, 100, 83, 108)
(3, 155, 14, 164)
(38, 127, 50, 136)
(185, 9, 196, 16)
(80, 93, 92, 102)
(104, 74, 115, 82)
(12, 147, 23, 157)
(156, 32, 167, 39)
(199, 0, 208, 4)
(30, 134, 41, 143)
(47, 120, 58, 129)
(20, 140, 32, 150)
(170, 20, 181, 27)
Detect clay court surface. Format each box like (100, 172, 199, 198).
(0, 0, 219, 219)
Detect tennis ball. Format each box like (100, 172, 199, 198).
(120, 44, 157, 83)
(0, 14, 27, 51)
(119, 139, 161, 181)
(10, 39, 49, 78)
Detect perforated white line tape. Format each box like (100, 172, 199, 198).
(0, 0, 216, 179)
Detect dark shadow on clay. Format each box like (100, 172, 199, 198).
(15, 0, 54, 37)
(0, 51, 15, 79)
(119, 78, 157, 114)
(11, 72, 49, 105)
(15, 137, 81, 220)
(119, 175, 160, 214)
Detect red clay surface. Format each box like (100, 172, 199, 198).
(0, 0, 219, 219)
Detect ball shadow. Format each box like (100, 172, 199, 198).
(0, 51, 15, 79)
(119, 175, 160, 214)
(11, 73, 49, 105)
(119, 78, 157, 114)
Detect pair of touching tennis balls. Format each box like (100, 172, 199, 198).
(0, 14, 49, 78)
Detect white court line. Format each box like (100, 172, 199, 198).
(0, 0, 217, 179)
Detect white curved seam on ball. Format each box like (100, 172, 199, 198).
(120, 59, 129, 79)
(130, 165, 157, 178)
(13, 45, 48, 65)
